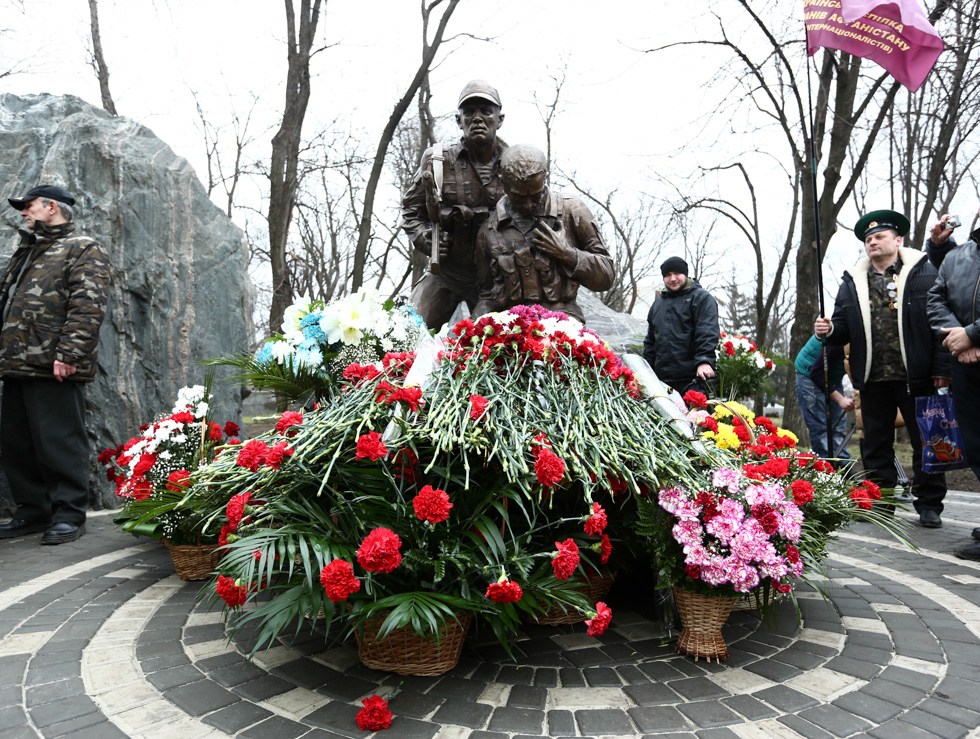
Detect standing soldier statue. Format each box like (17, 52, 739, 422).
(401, 80, 508, 330)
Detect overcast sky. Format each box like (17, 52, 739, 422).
(3, 0, 974, 316)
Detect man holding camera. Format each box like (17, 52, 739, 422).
(926, 208, 980, 560)
(814, 209, 949, 528)
(402, 80, 508, 330)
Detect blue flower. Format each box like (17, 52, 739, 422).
(300, 311, 327, 342)
(295, 346, 323, 369)
(256, 341, 274, 363)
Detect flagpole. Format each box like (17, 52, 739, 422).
(801, 32, 835, 452)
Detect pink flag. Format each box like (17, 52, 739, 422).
(805, 0, 943, 92)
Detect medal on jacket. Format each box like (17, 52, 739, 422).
(887, 281, 897, 310)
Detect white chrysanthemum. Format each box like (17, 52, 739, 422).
(271, 340, 294, 365)
(158, 450, 173, 460)
(172, 434, 187, 445)
(194, 402, 209, 419)
(753, 352, 767, 368)
(173, 385, 207, 412)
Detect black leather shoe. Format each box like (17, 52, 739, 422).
(0, 518, 50, 539)
(919, 510, 942, 528)
(955, 542, 980, 561)
(41, 522, 86, 545)
(972, 527, 980, 541)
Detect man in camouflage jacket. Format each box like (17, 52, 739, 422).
(0, 184, 110, 545)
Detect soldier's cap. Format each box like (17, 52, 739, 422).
(458, 80, 501, 109)
(854, 209, 910, 240)
(8, 184, 76, 210)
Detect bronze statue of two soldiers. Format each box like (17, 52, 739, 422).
(401, 81, 613, 329)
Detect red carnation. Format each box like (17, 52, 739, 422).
(133, 453, 157, 477)
(226, 491, 253, 528)
(208, 422, 223, 442)
(469, 394, 489, 420)
(723, 341, 736, 356)
(861, 479, 882, 500)
(387, 386, 423, 412)
(683, 390, 708, 408)
(552, 538, 580, 580)
(224, 421, 240, 438)
(265, 440, 294, 470)
(599, 534, 612, 564)
(790, 480, 814, 505)
(534, 447, 565, 488)
(685, 563, 702, 579)
(585, 601, 612, 637)
(166, 469, 191, 492)
(275, 411, 303, 437)
(216, 576, 249, 607)
(218, 522, 238, 546)
(355, 694, 393, 731)
(236, 439, 270, 471)
(849, 487, 873, 509)
(698, 416, 719, 433)
(320, 559, 361, 602)
(342, 363, 382, 386)
(355, 431, 388, 461)
(357, 527, 402, 573)
(486, 578, 523, 603)
(583, 502, 608, 536)
(754, 416, 777, 434)
(785, 544, 801, 564)
(412, 485, 453, 524)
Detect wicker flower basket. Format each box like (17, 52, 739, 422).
(523, 572, 616, 626)
(356, 612, 472, 676)
(163, 538, 224, 581)
(672, 585, 736, 662)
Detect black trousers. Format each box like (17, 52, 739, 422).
(0, 378, 90, 526)
(950, 361, 980, 482)
(860, 380, 946, 514)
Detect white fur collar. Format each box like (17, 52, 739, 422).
(842, 247, 926, 382)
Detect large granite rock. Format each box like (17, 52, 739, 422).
(0, 93, 251, 512)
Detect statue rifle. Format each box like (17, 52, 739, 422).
(422, 169, 441, 275)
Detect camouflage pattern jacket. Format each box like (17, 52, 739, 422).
(0, 221, 110, 382)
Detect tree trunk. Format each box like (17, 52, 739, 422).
(87, 0, 117, 116)
(268, 0, 323, 336)
(350, 0, 460, 291)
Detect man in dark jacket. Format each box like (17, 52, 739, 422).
(0, 184, 110, 545)
(815, 209, 950, 528)
(402, 80, 508, 330)
(926, 206, 980, 560)
(642, 256, 719, 396)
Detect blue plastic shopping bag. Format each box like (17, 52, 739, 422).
(915, 393, 970, 473)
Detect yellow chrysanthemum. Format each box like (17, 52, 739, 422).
(704, 423, 741, 450)
(777, 428, 798, 443)
(712, 400, 754, 423)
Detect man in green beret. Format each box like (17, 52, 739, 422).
(814, 209, 950, 527)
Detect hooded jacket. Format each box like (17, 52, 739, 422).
(0, 221, 110, 382)
(824, 247, 948, 395)
(642, 277, 719, 383)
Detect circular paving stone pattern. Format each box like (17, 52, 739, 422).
(2, 497, 980, 738)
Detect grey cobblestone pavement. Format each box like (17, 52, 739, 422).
(1, 490, 979, 738)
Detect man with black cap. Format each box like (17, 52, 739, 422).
(402, 79, 508, 329)
(815, 209, 949, 528)
(0, 184, 110, 545)
(642, 256, 719, 396)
